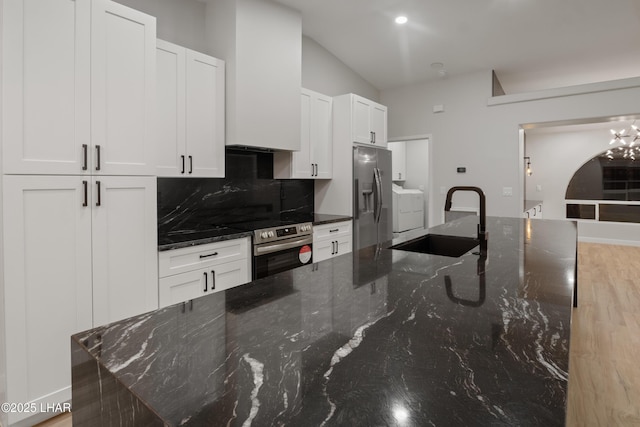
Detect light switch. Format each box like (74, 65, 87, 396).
(536, 185, 542, 192)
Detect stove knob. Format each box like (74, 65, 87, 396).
(261, 231, 269, 239)
(269, 231, 275, 238)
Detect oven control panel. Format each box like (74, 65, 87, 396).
(254, 223, 312, 245)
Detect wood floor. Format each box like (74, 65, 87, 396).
(34, 243, 640, 427)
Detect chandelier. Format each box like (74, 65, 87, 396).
(609, 121, 640, 146)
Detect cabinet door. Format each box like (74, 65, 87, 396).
(3, 176, 92, 425)
(91, 0, 156, 176)
(92, 176, 158, 326)
(312, 93, 333, 179)
(156, 40, 186, 177)
(335, 236, 352, 257)
(370, 102, 387, 147)
(159, 269, 207, 308)
(291, 90, 313, 178)
(352, 96, 372, 144)
(210, 259, 250, 293)
(313, 239, 336, 263)
(186, 50, 225, 177)
(2, 0, 91, 175)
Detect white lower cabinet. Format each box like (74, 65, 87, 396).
(313, 221, 352, 263)
(158, 238, 251, 308)
(2, 175, 157, 425)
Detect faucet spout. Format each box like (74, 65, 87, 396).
(444, 186, 488, 253)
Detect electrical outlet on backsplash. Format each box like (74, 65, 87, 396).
(157, 149, 314, 238)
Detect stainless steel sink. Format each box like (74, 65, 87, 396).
(390, 234, 479, 258)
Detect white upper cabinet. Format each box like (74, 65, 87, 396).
(2, 0, 91, 175)
(274, 88, 333, 179)
(350, 94, 387, 147)
(91, 0, 156, 175)
(2, 0, 156, 176)
(157, 40, 225, 177)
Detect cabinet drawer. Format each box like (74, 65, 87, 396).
(159, 259, 250, 307)
(159, 237, 249, 278)
(313, 221, 352, 240)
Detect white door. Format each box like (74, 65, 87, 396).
(91, 0, 156, 176)
(186, 50, 225, 177)
(156, 40, 186, 177)
(312, 93, 333, 179)
(3, 176, 93, 425)
(370, 103, 387, 147)
(352, 95, 372, 144)
(291, 90, 313, 178)
(2, 0, 91, 175)
(91, 176, 158, 325)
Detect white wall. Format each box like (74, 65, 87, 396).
(526, 127, 640, 246)
(380, 71, 640, 231)
(301, 36, 379, 101)
(116, 0, 208, 53)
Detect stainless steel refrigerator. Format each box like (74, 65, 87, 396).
(353, 145, 393, 250)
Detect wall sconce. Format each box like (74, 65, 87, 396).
(524, 156, 532, 176)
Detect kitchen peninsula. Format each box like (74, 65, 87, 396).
(71, 216, 577, 426)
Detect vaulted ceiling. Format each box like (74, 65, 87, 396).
(274, 0, 640, 93)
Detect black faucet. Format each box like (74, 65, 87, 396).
(444, 186, 488, 254)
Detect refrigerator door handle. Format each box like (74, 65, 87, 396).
(354, 178, 360, 219)
(373, 168, 382, 223)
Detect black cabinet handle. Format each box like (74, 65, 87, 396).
(181, 155, 185, 174)
(373, 132, 376, 144)
(95, 181, 101, 206)
(82, 180, 88, 207)
(370, 131, 374, 143)
(203, 272, 208, 292)
(82, 144, 88, 170)
(329, 228, 339, 233)
(188, 155, 193, 174)
(211, 270, 216, 290)
(95, 145, 101, 171)
(199, 252, 219, 259)
(335, 241, 339, 255)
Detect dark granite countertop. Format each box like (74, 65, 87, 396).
(72, 216, 577, 426)
(313, 214, 353, 226)
(158, 227, 254, 251)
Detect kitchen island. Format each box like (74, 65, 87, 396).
(71, 216, 577, 426)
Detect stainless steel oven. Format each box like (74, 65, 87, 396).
(252, 222, 313, 280)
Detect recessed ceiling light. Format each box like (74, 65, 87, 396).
(395, 16, 408, 24)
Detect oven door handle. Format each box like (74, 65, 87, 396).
(254, 237, 313, 256)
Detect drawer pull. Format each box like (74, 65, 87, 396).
(199, 252, 219, 259)
(329, 228, 339, 233)
(203, 272, 208, 292)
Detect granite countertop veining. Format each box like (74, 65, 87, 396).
(72, 216, 577, 426)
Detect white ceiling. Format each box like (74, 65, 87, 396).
(273, 0, 640, 93)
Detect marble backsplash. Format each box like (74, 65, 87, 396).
(158, 149, 314, 236)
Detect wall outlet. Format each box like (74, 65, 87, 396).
(536, 185, 542, 192)
(433, 104, 445, 113)
(502, 187, 513, 196)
